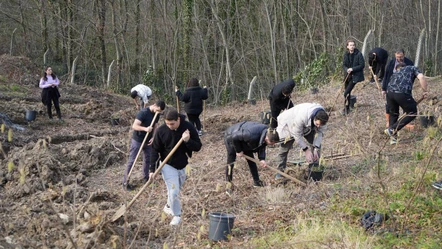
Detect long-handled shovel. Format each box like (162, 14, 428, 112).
(329, 73, 350, 116)
(112, 138, 184, 222)
(242, 154, 306, 186)
(369, 67, 382, 92)
(125, 112, 160, 184)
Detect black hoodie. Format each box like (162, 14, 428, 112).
(150, 114, 202, 172)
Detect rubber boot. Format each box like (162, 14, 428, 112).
(385, 113, 390, 128)
(405, 121, 415, 131)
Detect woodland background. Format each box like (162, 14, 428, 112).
(1, 0, 441, 103)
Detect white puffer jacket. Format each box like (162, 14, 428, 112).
(276, 103, 327, 149)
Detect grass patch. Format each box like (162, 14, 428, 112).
(249, 217, 378, 248)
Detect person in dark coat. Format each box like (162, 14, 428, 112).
(176, 78, 208, 136)
(342, 39, 365, 115)
(39, 66, 62, 120)
(367, 47, 388, 82)
(224, 122, 279, 192)
(149, 108, 202, 226)
(381, 49, 414, 127)
(268, 78, 295, 129)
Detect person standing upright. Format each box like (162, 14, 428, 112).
(268, 78, 295, 129)
(382, 49, 414, 127)
(122, 100, 165, 190)
(149, 108, 202, 226)
(342, 39, 365, 115)
(384, 63, 428, 144)
(131, 84, 152, 110)
(39, 66, 62, 120)
(175, 78, 208, 136)
(367, 47, 389, 83)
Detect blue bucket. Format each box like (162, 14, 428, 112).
(208, 212, 236, 241)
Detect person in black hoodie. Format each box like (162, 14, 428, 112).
(367, 47, 388, 82)
(268, 79, 295, 129)
(176, 78, 208, 136)
(149, 108, 202, 226)
(224, 122, 279, 193)
(342, 39, 365, 115)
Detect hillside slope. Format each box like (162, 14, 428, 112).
(1, 54, 442, 248)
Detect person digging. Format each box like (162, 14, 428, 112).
(224, 122, 279, 196)
(383, 63, 428, 145)
(275, 103, 329, 180)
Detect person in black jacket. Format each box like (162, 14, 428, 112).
(367, 47, 388, 82)
(342, 39, 365, 115)
(268, 78, 295, 128)
(224, 122, 279, 192)
(149, 108, 202, 226)
(382, 49, 414, 127)
(176, 78, 208, 136)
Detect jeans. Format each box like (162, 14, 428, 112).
(123, 138, 151, 184)
(161, 164, 186, 216)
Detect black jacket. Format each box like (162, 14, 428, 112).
(382, 57, 414, 91)
(224, 121, 268, 160)
(268, 79, 295, 111)
(343, 48, 365, 83)
(176, 86, 208, 115)
(150, 114, 202, 171)
(368, 47, 388, 76)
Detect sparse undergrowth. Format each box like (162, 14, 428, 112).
(1, 55, 442, 248)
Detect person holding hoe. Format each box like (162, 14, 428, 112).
(367, 47, 388, 83)
(122, 100, 165, 191)
(149, 108, 202, 226)
(384, 63, 428, 144)
(342, 39, 365, 115)
(268, 78, 295, 129)
(382, 48, 414, 128)
(275, 103, 329, 180)
(175, 78, 208, 136)
(130, 84, 152, 110)
(224, 122, 280, 195)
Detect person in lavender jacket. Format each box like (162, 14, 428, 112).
(39, 66, 62, 120)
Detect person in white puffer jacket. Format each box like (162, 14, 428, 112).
(275, 103, 329, 179)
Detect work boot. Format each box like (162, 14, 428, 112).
(253, 180, 265, 187)
(122, 183, 133, 191)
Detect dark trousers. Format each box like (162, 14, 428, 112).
(123, 138, 151, 184)
(46, 97, 61, 119)
(386, 92, 417, 133)
(225, 140, 260, 183)
(277, 130, 316, 171)
(187, 113, 202, 131)
(344, 76, 357, 109)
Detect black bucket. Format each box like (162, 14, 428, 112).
(419, 116, 435, 128)
(307, 162, 324, 181)
(208, 212, 235, 241)
(349, 95, 357, 108)
(25, 110, 37, 122)
(111, 118, 120, 126)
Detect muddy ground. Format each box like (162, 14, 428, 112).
(1, 54, 441, 248)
